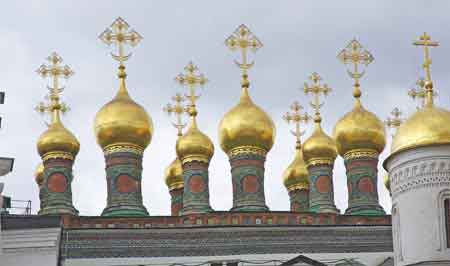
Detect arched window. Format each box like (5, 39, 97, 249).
(445, 198, 450, 248)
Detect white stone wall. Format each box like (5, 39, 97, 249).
(0, 228, 60, 266)
(385, 145, 450, 266)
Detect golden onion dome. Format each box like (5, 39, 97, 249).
(94, 75, 153, 150)
(176, 118, 214, 162)
(333, 100, 386, 156)
(219, 87, 275, 154)
(283, 147, 309, 191)
(384, 173, 390, 192)
(35, 163, 45, 187)
(164, 157, 184, 191)
(303, 122, 337, 164)
(390, 105, 450, 155)
(37, 116, 80, 157)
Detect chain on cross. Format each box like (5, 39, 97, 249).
(35, 52, 73, 120)
(303, 72, 332, 122)
(337, 39, 374, 86)
(385, 107, 403, 139)
(283, 101, 310, 145)
(99, 17, 143, 66)
(163, 93, 187, 137)
(225, 24, 263, 76)
(175, 62, 207, 117)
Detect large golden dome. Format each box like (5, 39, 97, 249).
(283, 147, 309, 191)
(303, 123, 337, 165)
(37, 117, 80, 157)
(333, 101, 386, 156)
(219, 87, 275, 154)
(390, 105, 450, 155)
(176, 119, 214, 162)
(35, 163, 45, 187)
(164, 157, 184, 190)
(94, 76, 153, 150)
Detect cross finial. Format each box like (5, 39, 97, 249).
(175, 62, 207, 118)
(385, 107, 403, 139)
(283, 101, 310, 148)
(337, 39, 374, 99)
(35, 52, 73, 124)
(163, 93, 187, 137)
(99, 17, 142, 76)
(408, 77, 437, 109)
(413, 32, 439, 106)
(303, 72, 332, 124)
(225, 24, 263, 88)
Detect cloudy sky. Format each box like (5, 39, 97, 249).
(1, 0, 449, 216)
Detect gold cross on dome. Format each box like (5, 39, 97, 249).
(283, 101, 310, 145)
(413, 32, 439, 83)
(408, 77, 437, 108)
(163, 93, 187, 137)
(175, 62, 207, 117)
(225, 24, 263, 74)
(36, 52, 74, 96)
(385, 107, 403, 139)
(99, 17, 143, 66)
(303, 72, 332, 122)
(35, 52, 73, 122)
(337, 39, 374, 86)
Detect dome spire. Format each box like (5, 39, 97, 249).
(95, 18, 151, 217)
(163, 93, 187, 138)
(337, 39, 374, 106)
(35, 52, 74, 127)
(303, 72, 332, 126)
(413, 32, 439, 107)
(175, 62, 214, 215)
(163, 93, 187, 216)
(35, 52, 79, 216)
(283, 101, 310, 149)
(99, 17, 142, 94)
(225, 24, 263, 97)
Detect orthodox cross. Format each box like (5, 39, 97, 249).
(385, 107, 403, 139)
(175, 62, 207, 117)
(337, 39, 374, 99)
(225, 24, 262, 86)
(35, 52, 73, 123)
(99, 17, 143, 67)
(303, 72, 332, 123)
(413, 32, 439, 106)
(163, 93, 187, 137)
(283, 101, 310, 147)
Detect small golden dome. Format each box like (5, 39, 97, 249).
(176, 119, 214, 162)
(391, 105, 450, 155)
(94, 76, 153, 150)
(219, 87, 275, 154)
(164, 157, 184, 190)
(384, 173, 390, 192)
(37, 118, 80, 157)
(333, 101, 386, 156)
(35, 163, 45, 187)
(283, 147, 309, 191)
(303, 123, 337, 164)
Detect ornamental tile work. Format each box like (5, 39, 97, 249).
(344, 156, 385, 215)
(39, 158, 78, 215)
(288, 189, 309, 212)
(230, 153, 268, 211)
(181, 161, 212, 215)
(59, 222, 392, 259)
(308, 164, 339, 213)
(169, 188, 183, 216)
(102, 151, 148, 217)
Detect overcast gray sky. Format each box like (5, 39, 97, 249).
(1, 0, 450, 216)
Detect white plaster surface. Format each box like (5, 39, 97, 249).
(385, 145, 450, 266)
